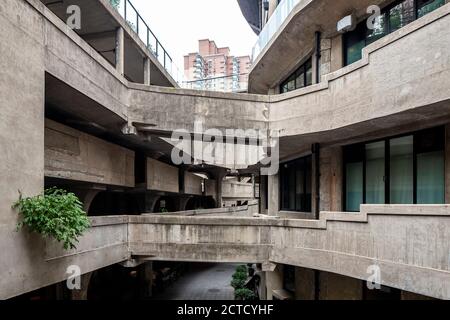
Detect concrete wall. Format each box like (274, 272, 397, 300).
(184, 172, 203, 196)
(126, 205, 450, 299)
(45, 120, 134, 187)
(146, 158, 179, 193)
(222, 181, 254, 199)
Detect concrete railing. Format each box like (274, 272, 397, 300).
(222, 181, 255, 200)
(127, 204, 450, 299)
(33, 204, 450, 300)
(29, 0, 450, 142)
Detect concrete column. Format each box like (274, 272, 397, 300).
(144, 57, 151, 85)
(259, 174, 267, 215)
(71, 272, 93, 300)
(211, 168, 227, 208)
(330, 35, 343, 72)
(115, 27, 125, 75)
(267, 173, 279, 216)
(265, 264, 283, 300)
(138, 262, 153, 299)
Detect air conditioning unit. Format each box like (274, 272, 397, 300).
(337, 14, 356, 33)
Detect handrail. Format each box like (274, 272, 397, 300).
(110, 0, 184, 84)
(252, 0, 300, 62)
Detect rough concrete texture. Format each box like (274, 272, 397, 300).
(147, 158, 179, 193)
(2, 0, 450, 300)
(184, 172, 203, 196)
(222, 180, 254, 200)
(45, 120, 135, 187)
(125, 204, 450, 299)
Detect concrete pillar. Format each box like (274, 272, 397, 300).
(115, 27, 125, 75)
(320, 38, 332, 78)
(267, 173, 279, 216)
(259, 173, 267, 215)
(144, 57, 151, 85)
(265, 264, 283, 300)
(330, 35, 343, 72)
(138, 262, 153, 299)
(211, 168, 227, 208)
(71, 272, 93, 300)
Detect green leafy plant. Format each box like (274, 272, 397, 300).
(13, 188, 90, 250)
(232, 270, 247, 281)
(235, 265, 247, 274)
(231, 277, 246, 289)
(234, 288, 257, 301)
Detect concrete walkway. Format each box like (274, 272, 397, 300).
(153, 263, 238, 300)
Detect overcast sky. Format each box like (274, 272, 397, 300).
(131, 0, 257, 74)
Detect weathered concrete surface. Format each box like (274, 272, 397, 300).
(126, 205, 450, 300)
(184, 172, 203, 196)
(45, 120, 135, 187)
(222, 180, 255, 200)
(146, 158, 179, 193)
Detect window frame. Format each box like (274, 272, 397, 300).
(343, 126, 445, 212)
(280, 57, 313, 93)
(279, 155, 313, 212)
(343, 0, 445, 66)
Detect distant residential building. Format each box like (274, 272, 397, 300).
(183, 39, 251, 92)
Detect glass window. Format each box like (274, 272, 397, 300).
(343, 0, 444, 66)
(417, 0, 445, 18)
(280, 58, 313, 93)
(280, 156, 312, 212)
(343, 127, 444, 211)
(389, 0, 416, 33)
(390, 136, 414, 204)
(346, 162, 364, 212)
(365, 141, 385, 204)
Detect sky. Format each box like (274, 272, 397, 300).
(130, 0, 257, 75)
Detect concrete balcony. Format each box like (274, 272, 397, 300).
(32, 204, 450, 300)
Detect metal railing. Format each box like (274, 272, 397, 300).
(109, 0, 184, 84)
(182, 73, 249, 93)
(252, 0, 300, 62)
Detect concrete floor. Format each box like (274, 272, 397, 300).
(153, 263, 238, 300)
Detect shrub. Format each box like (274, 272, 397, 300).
(13, 188, 90, 250)
(231, 277, 246, 289)
(232, 271, 247, 281)
(235, 265, 247, 274)
(234, 288, 257, 301)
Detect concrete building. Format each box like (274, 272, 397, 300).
(1, 0, 450, 301)
(183, 39, 251, 92)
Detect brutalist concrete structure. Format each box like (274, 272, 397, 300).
(1, 0, 450, 300)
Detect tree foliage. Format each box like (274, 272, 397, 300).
(234, 288, 257, 301)
(13, 188, 90, 250)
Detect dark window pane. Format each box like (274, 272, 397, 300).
(417, 0, 445, 18)
(417, 151, 445, 204)
(389, 0, 415, 33)
(280, 156, 312, 212)
(390, 136, 414, 204)
(365, 141, 385, 204)
(367, 12, 387, 45)
(346, 162, 363, 211)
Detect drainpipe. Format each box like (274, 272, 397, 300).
(312, 143, 320, 220)
(315, 31, 321, 84)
